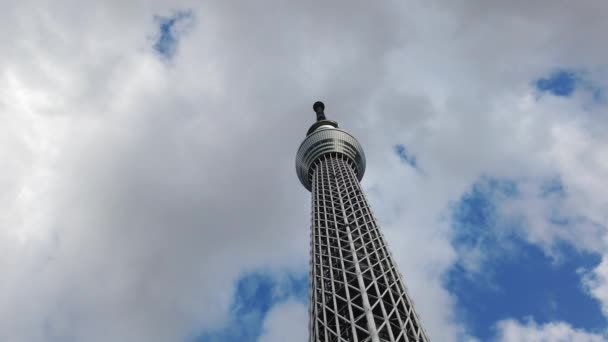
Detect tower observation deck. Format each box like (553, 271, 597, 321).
(296, 102, 429, 342)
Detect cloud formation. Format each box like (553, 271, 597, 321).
(1, 1, 608, 341)
(495, 319, 605, 342)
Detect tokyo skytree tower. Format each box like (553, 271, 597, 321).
(296, 102, 429, 342)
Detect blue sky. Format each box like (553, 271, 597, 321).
(196, 271, 307, 342)
(394, 144, 419, 170)
(444, 176, 605, 340)
(535, 70, 579, 97)
(535, 69, 604, 103)
(153, 11, 193, 59)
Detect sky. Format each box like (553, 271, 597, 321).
(1, 1, 608, 341)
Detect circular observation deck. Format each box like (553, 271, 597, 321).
(296, 126, 366, 191)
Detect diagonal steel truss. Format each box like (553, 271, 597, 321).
(308, 153, 429, 342)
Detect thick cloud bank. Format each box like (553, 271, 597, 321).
(1, 1, 608, 341)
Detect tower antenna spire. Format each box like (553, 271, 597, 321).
(313, 101, 326, 121)
(306, 101, 338, 136)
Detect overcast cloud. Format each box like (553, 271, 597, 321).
(2, 1, 608, 341)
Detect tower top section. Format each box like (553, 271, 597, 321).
(307, 101, 339, 136)
(296, 101, 366, 191)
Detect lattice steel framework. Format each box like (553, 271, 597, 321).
(296, 102, 429, 342)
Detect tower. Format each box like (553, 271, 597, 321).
(296, 102, 429, 342)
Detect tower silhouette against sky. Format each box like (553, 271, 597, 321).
(296, 102, 429, 342)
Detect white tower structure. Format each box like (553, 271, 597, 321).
(296, 102, 429, 342)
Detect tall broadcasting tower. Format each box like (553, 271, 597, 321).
(296, 102, 429, 342)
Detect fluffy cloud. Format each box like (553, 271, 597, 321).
(495, 319, 606, 342)
(1, 1, 608, 341)
(258, 300, 308, 342)
(585, 257, 608, 318)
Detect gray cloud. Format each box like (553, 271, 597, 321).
(1, 1, 608, 341)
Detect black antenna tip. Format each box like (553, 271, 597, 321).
(313, 101, 325, 114)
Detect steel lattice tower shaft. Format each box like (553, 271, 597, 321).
(296, 102, 429, 342)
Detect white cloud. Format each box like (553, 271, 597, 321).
(495, 319, 606, 342)
(584, 256, 608, 318)
(258, 300, 308, 342)
(1, 1, 608, 341)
